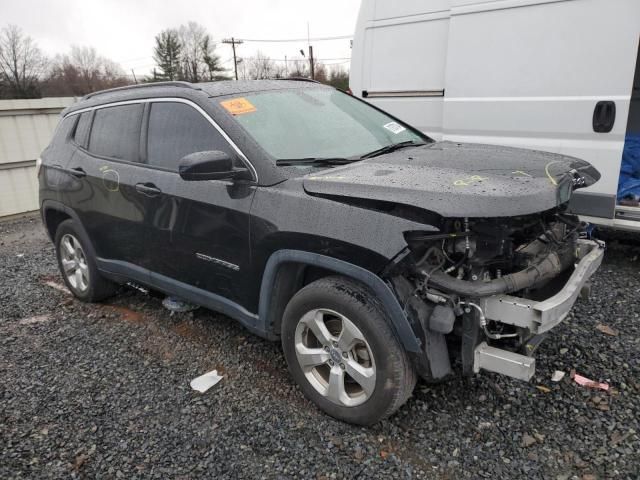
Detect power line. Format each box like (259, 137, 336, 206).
(239, 56, 350, 62)
(321, 60, 351, 66)
(239, 34, 352, 43)
(127, 55, 350, 78)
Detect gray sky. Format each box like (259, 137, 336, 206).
(1, 0, 362, 78)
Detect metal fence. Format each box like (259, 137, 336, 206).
(0, 97, 76, 218)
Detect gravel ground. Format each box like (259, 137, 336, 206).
(1, 215, 639, 479)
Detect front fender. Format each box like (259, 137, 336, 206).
(258, 249, 422, 353)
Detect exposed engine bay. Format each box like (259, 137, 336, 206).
(390, 210, 600, 381)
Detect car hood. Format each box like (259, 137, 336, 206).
(302, 141, 600, 218)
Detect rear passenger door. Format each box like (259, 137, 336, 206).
(142, 100, 255, 306)
(65, 103, 150, 271)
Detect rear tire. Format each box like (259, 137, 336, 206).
(54, 219, 117, 302)
(281, 276, 416, 425)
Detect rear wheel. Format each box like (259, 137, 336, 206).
(54, 219, 117, 302)
(281, 276, 416, 425)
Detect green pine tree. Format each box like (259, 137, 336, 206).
(153, 29, 182, 81)
(201, 36, 228, 81)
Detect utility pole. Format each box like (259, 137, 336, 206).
(309, 45, 315, 80)
(306, 21, 314, 80)
(222, 37, 244, 80)
(131, 69, 138, 84)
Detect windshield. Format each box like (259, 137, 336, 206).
(218, 87, 429, 161)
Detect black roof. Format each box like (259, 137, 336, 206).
(64, 79, 329, 115)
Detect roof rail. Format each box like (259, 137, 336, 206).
(276, 77, 321, 84)
(82, 81, 199, 100)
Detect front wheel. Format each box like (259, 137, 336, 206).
(281, 276, 416, 425)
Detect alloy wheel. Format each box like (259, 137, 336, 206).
(60, 234, 89, 293)
(294, 308, 376, 407)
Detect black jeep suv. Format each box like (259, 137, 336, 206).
(39, 79, 604, 425)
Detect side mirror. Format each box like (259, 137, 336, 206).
(178, 151, 250, 181)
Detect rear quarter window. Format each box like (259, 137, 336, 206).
(52, 115, 77, 146)
(88, 104, 143, 162)
(73, 112, 93, 148)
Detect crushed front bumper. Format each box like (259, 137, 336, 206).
(473, 239, 604, 380)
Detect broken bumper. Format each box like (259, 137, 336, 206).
(473, 239, 604, 381)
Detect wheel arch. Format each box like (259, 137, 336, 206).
(41, 200, 98, 260)
(258, 249, 422, 353)
(42, 203, 71, 241)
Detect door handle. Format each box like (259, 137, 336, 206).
(135, 183, 162, 196)
(69, 167, 86, 178)
(593, 101, 616, 133)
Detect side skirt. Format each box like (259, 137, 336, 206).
(96, 258, 264, 337)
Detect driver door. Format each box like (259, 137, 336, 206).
(141, 100, 256, 307)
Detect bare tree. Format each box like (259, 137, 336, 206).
(327, 65, 349, 90)
(288, 58, 308, 78)
(70, 46, 106, 91)
(313, 61, 328, 83)
(179, 22, 204, 82)
(0, 25, 47, 98)
(271, 62, 287, 79)
(43, 45, 129, 96)
(178, 22, 227, 82)
(247, 51, 275, 79)
(286, 56, 329, 81)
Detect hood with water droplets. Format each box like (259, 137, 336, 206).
(302, 141, 600, 218)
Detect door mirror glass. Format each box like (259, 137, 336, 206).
(178, 151, 249, 181)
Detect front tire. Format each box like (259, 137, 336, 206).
(281, 276, 416, 425)
(54, 219, 117, 302)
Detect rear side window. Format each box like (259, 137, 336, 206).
(88, 104, 143, 162)
(146, 102, 233, 171)
(74, 112, 92, 147)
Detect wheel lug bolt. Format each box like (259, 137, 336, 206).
(342, 352, 348, 359)
(328, 360, 334, 366)
(340, 363, 345, 370)
(332, 341, 338, 348)
(324, 346, 330, 352)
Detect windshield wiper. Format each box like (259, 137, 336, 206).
(359, 140, 426, 159)
(275, 157, 356, 167)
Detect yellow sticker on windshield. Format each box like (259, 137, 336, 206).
(220, 97, 256, 115)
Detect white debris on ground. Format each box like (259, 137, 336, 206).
(190, 370, 223, 393)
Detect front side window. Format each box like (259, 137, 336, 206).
(219, 88, 428, 161)
(88, 104, 143, 162)
(146, 102, 233, 171)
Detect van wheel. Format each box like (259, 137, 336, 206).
(281, 276, 416, 425)
(54, 219, 117, 302)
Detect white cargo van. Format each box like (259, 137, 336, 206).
(350, 0, 640, 231)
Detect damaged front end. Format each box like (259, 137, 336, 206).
(389, 211, 604, 382)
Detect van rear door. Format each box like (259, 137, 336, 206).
(350, 0, 450, 139)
